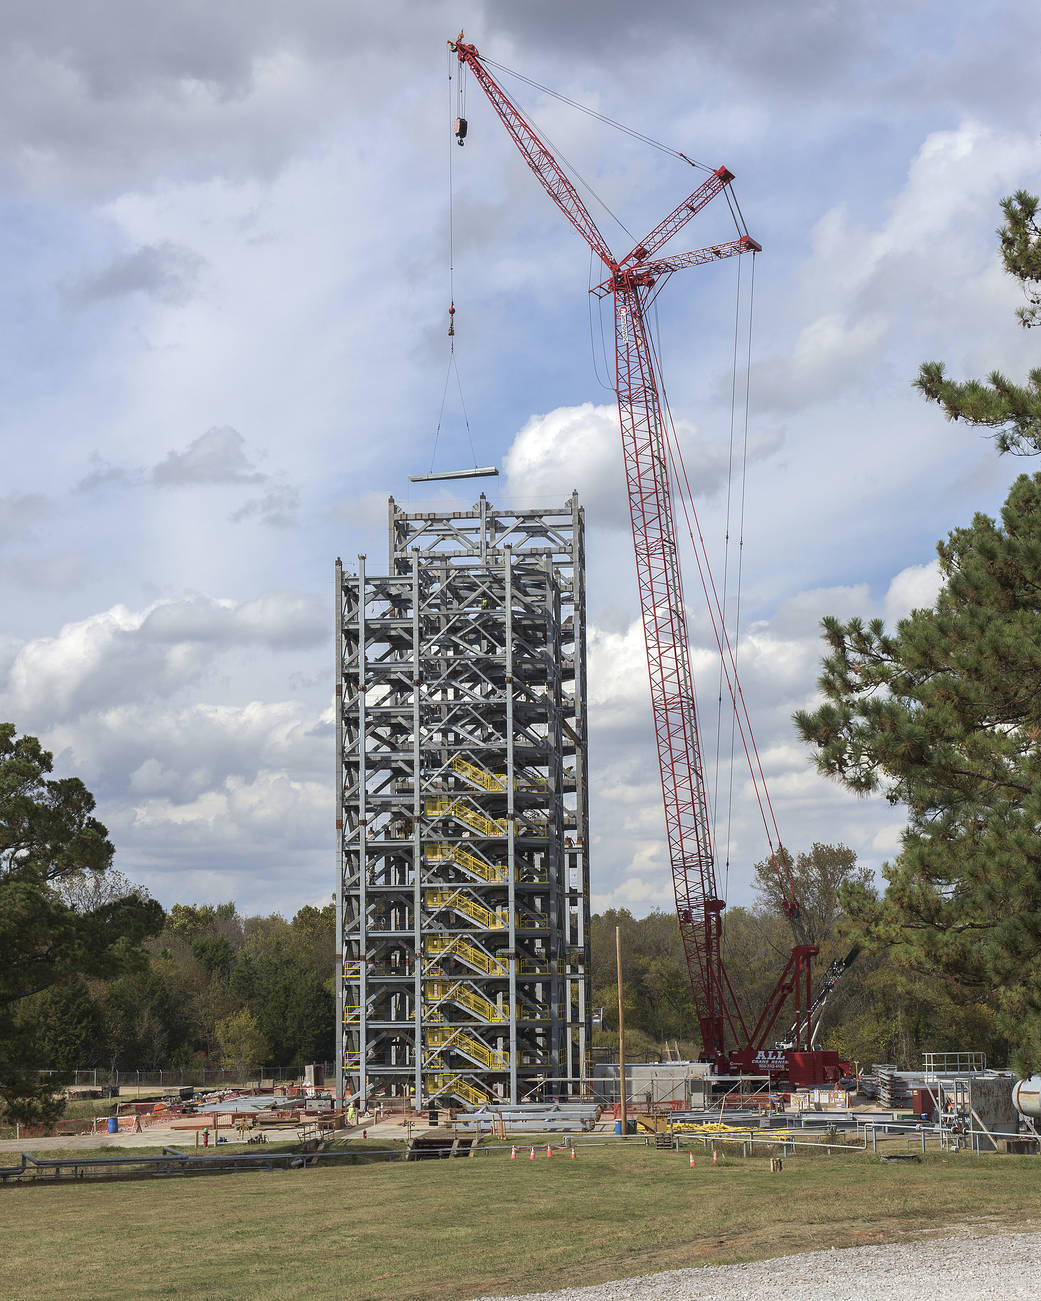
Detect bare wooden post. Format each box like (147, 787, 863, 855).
(616, 925, 627, 1139)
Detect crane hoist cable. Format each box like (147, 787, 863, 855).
(475, 52, 637, 243)
(720, 255, 757, 913)
(480, 53, 714, 172)
(726, 253, 758, 909)
(711, 255, 745, 886)
(430, 53, 477, 474)
(650, 276, 799, 917)
(587, 249, 616, 392)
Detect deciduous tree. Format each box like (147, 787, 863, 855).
(215, 1008, 270, 1082)
(0, 724, 164, 1123)
(752, 842, 871, 949)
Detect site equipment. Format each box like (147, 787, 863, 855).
(1013, 1075, 1041, 1119)
(450, 33, 846, 1088)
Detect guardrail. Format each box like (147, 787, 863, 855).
(42, 1064, 337, 1090)
(0, 1145, 408, 1185)
(853, 1118, 1039, 1155)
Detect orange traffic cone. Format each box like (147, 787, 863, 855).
(712, 1148, 718, 1166)
(529, 1146, 536, 1161)
(689, 1151, 696, 1167)
(546, 1144, 552, 1158)
(510, 1145, 517, 1160)
(570, 1146, 576, 1160)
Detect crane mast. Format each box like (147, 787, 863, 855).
(450, 35, 846, 1084)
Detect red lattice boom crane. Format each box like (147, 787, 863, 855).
(451, 35, 846, 1088)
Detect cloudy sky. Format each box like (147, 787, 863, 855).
(2, 1, 1038, 918)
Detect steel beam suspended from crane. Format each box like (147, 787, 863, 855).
(449, 33, 846, 1087)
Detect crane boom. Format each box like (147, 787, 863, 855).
(613, 274, 727, 1053)
(451, 39, 614, 268)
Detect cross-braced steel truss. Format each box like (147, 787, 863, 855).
(336, 493, 590, 1108)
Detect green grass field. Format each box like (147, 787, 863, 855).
(0, 1142, 1037, 1301)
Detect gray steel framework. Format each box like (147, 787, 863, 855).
(336, 493, 590, 1108)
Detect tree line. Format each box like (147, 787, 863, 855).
(28, 898, 337, 1080)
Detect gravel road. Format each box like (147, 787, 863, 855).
(471, 1229, 1041, 1301)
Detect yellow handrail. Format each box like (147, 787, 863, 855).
(425, 797, 507, 837)
(425, 934, 508, 976)
(450, 755, 549, 793)
(424, 843, 508, 884)
(450, 755, 505, 792)
(427, 1073, 489, 1108)
(425, 887, 507, 930)
(425, 796, 548, 838)
(425, 1027, 510, 1070)
(424, 981, 509, 1022)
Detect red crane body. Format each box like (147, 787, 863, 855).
(451, 36, 845, 1087)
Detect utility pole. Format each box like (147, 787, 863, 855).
(616, 925, 627, 1137)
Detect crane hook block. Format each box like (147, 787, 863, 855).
(454, 117, 468, 146)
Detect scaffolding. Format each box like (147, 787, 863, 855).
(336, 493, 590, 1109)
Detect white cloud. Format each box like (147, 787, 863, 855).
(2, 593, 325, 723)
(884, 559, 943, 625)
(138, 593, 324, 648)
(583, 554, 917, 909)
(229, 482, 300, 528)
(750, 120, 1039, 425)
(63, 240, 205, 306)
(871, 823, 904, 857)
(588, 621, 648, 720)
(750, 313, 888, 412)
(503, 403, 621, 517)
(152, 426, 265, 486)
(503, 402, 783, 527)
(24, 692, 332, 913)
(761, 585, 873, 640)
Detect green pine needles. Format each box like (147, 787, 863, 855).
(915, 190, 1041, 454)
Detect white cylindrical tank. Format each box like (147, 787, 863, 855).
(1012, 1076, 1041, 1118)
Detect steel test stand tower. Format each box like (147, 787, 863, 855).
(336, 493, 590, 1108)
